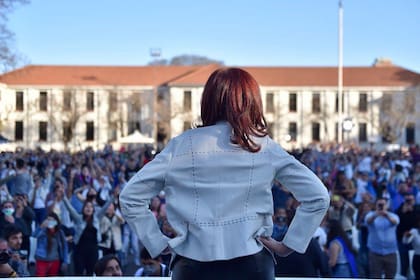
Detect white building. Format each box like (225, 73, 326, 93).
(0, 61, 419, 152)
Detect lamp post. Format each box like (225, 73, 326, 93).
(337, 0, 344, 143)
(342, 117, 353, 142)
(150, 48, 161, 147)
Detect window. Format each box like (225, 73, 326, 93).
(39, 91, 48, 111)
(359, 92, 368, 112)
(183, 91, 192, 112)
(87, 92, 94, 111)
(406, 123, 415, 144)
(128, 121, 140, 134)
(288, 122, 297, 141)
(39, 121, 47, 141)
(267, 122, 274, 138)
(15, 121, 23, 141)
(266, 92, 274, 113)
(108, 122, 117, 141)
(335, 92, 344, 113)
(63, 122, 72, 142)
(183, 121, 191, 131)
(63, 91, 72, 111)
(289, 93, 297, 112)
(16, 91, 24, 111)
(86, 121, 94, 141)
(381, 123, 392, 143)
(312, 92, 321, 113)
(405, 93, 415, 114)
(109, 92, 118, 112)
(358, 123, 367, 142)
(312, 122, 320, 142)
(381, 93, 392, 112)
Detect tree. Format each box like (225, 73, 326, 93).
(0, 0, 29, 72)
(48, 88, 89, 151)
(148, 54, 223, 66)
(169, 54, 223, 66)
(381, 91, 418, 143)
(369, 90, 419, 143)
(104, 87, 155, 142)
(0, 94, 13, 135)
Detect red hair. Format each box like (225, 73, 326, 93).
(200, 67, 268, 152)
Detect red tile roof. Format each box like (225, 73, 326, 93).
(1, 64, 419, 87)
(0, 65, 200, 86)
(244, 66, 420, 87)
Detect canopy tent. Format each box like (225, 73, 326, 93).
(119, 130, 155, 144)
(0, 134, 11, 144)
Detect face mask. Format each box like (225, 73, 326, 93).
(2, 208, 14, 216)
(142, 264, 158, 276)
(47, 220, 58, 229)
(0, 190, 7, 197)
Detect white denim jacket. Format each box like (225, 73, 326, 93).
(119, 121, 329, 261)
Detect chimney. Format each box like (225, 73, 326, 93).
(372, 57, 393, 67)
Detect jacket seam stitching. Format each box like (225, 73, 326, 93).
(244, 154, 254, 214)
(173, 150, 269, 158)
(189, 134, 199, 222)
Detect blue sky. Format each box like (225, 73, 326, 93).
(9, 0, 420, 72)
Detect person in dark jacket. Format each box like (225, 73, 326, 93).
(275, 237, 331, 277)
(396, 192, 417, 278)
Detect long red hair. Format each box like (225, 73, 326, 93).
(200, 67, 268, 152)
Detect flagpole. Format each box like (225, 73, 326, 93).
(338, 0, 344, 144)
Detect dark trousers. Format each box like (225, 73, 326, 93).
(171, 249, 275, 280)
(73, 245, 98, 276)
(368, 251, 397, 279)
(398, 241, 410, 277)
(413, 255, 420, 280)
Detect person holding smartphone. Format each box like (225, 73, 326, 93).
(365, 197, 399, 279)
(3, 224, 30, 276)
(0, 238, 17, 277)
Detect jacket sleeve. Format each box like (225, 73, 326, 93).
(62, 195, 83, 224)
(96, 194, 114, 220)
(119, 140, 175, 258)
(269, 142, 330, 253)
(23, 206, 36, 221)
(59, 230, 70, 264)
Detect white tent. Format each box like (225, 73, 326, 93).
(119, 130, 155, 144)
(0, 134, 11, 144)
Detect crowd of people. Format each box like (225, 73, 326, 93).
(0, 142, 419, 278)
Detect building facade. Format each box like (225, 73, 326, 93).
(0, 62, 419, 152)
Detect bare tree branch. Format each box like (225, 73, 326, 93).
(0, 0, 29, 72)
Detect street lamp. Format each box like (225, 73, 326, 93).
(284, 134, 292, 142)
(337, 0, 344, 143)
(342, 117, 353, 142)
(150, 48, 161, 147)
(342, 117, 353, 132)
